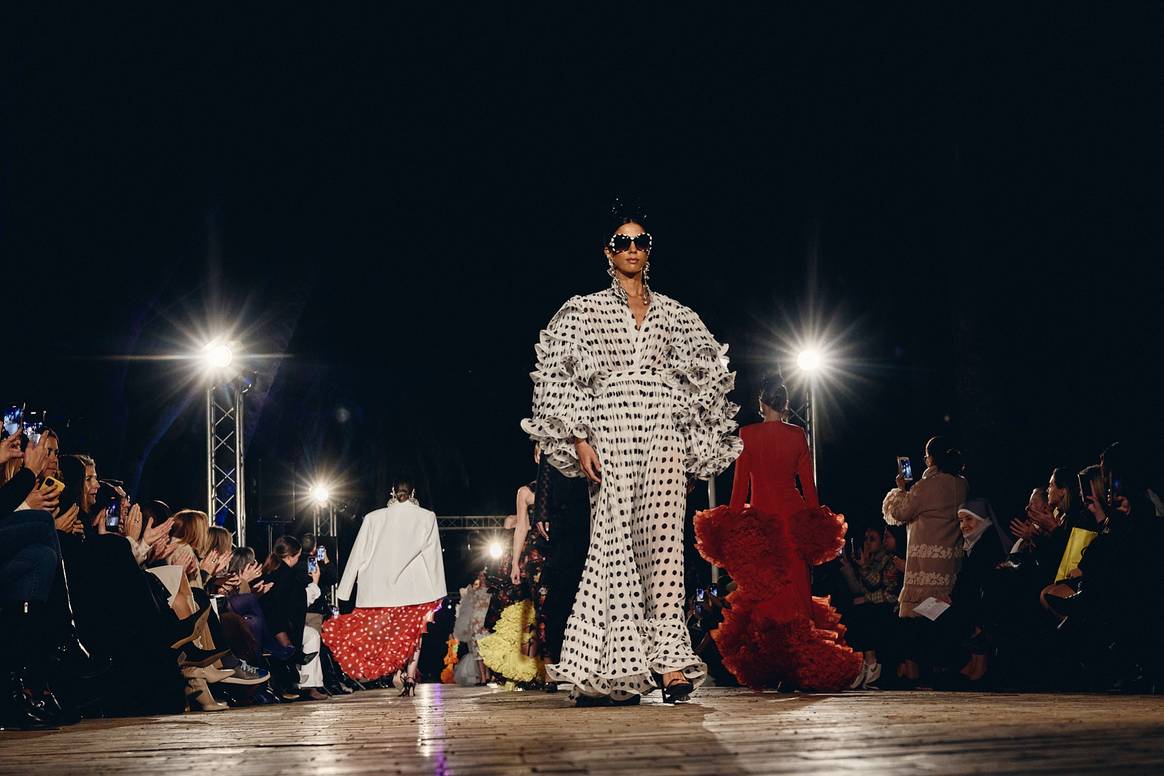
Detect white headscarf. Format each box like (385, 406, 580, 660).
(958, 497, 996, 554)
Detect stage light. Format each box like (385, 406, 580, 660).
(309, 484, 332, 506)
(488, 541, 503, 560)
(796, 348, 823, 374)
(202, 341, 234, 371)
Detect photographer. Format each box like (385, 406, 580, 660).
(881, 437, 968, 684)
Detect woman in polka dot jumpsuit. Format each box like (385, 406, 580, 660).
(522, 208, 742, 704)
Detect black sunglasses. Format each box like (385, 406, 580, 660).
(608, 232, 652, 254)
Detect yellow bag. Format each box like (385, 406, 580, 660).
(1054, 526, 1099, 582)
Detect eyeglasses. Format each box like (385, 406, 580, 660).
(608, 232, 652, 254)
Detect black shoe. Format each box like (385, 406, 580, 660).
(654, 672, 694, 704)
(399, 677, 415, 697)
(177, 646, 231, 668)
(610, 694, 641, 706)
(1, 671, 58, 730)
(574, 694, 612, 707)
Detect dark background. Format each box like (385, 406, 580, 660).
(5, 6, 1162, 582)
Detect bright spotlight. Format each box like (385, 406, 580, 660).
(309, 484, 331, 506)
(488, 541, 503, 560)
(796, 349, 823, 373)
(202, 341, 234, 371)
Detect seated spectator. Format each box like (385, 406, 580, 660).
(839, 526, 898, 687)
(932, 498, 1006, 686)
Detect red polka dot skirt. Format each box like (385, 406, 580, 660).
(322, 601, 441, 681)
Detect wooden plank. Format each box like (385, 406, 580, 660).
(1, 687, 1163, 774)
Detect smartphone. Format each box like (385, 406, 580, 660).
(695, 588, 705, 602)
(709, 584, 719, 598)
(104, 502, 120, 530)
(316, 545, 326, 561)
(307, 558, 319, 574)
(39, 476, 65, 498)
(2, 406, 22, 438)
(897, 456, 914, 482)
(22, 410, 46, 445)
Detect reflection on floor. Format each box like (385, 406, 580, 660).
(4, 685, 1164, 774)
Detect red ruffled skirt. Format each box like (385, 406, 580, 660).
(695, 504, 862, 691)
(322, 601, 441, 681)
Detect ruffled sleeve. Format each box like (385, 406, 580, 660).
(520, 297, 592, 478)
(663, 303, 743, 480)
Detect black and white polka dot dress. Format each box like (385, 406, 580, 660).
(521, 281, 742, 698)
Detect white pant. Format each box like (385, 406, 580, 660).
(299, 624, 323, 688)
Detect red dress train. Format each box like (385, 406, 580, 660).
(322, 601, 440, 681)
(695, 421, 861, 690)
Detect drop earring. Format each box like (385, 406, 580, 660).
(607, 256, 616, 280)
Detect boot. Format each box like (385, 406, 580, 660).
(0, 603, 58, 730)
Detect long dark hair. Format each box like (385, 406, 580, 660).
(925, 436, 964, 475)
(263, 534, 302, 574)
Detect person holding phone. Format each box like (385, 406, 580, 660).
(882, 436, 968, 683)
(0, 430, 73, 729)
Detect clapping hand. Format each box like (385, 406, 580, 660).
(240, 561, 262, 584)
(1009, 517, 1037, 540)
(143, 516, 174, 548)
(199, 550, 222, 575)
(0, 432, 23, 465)
(1026, 501, 1057, 533)
(123, 504, 143, 541)
(54, 504, 84, 534)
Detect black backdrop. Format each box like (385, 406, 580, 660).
(6, 6, 1162, 579)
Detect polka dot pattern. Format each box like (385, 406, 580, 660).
(522, 283, 743, 698)
(322, 601, 440, 681)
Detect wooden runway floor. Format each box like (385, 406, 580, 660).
(2, 685, 1163, 774)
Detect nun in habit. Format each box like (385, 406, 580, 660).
(322, 478, 447, 694)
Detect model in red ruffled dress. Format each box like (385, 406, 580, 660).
(695, 380, 862, 691)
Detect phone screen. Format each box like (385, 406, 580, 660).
(897, 456, 914, 482)
(3, 406, 23, 438)
(709, 584, 719, 598)
(105, 502, 120, 529)
(316, 546, 325, 561)
(307, 558, 318, 574)
(695, 588, 705, 602)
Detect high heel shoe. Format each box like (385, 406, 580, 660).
(399, 676, 416, 697)
(186, 676, 228, 712)
(170, 607, 212, 650)
(177, 644, 231, 668)
(653, 672, 694, 704)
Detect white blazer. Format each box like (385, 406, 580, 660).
(337, 500, 448, 608)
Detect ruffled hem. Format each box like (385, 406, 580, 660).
(321, 601, 438, 681)
(545, 616, 707, 697)
(478, 600, 543, 683)
(713, 593, 862, 691)
(787, 505, 848, 566)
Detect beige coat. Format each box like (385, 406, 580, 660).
(882, 468, 968, 617)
